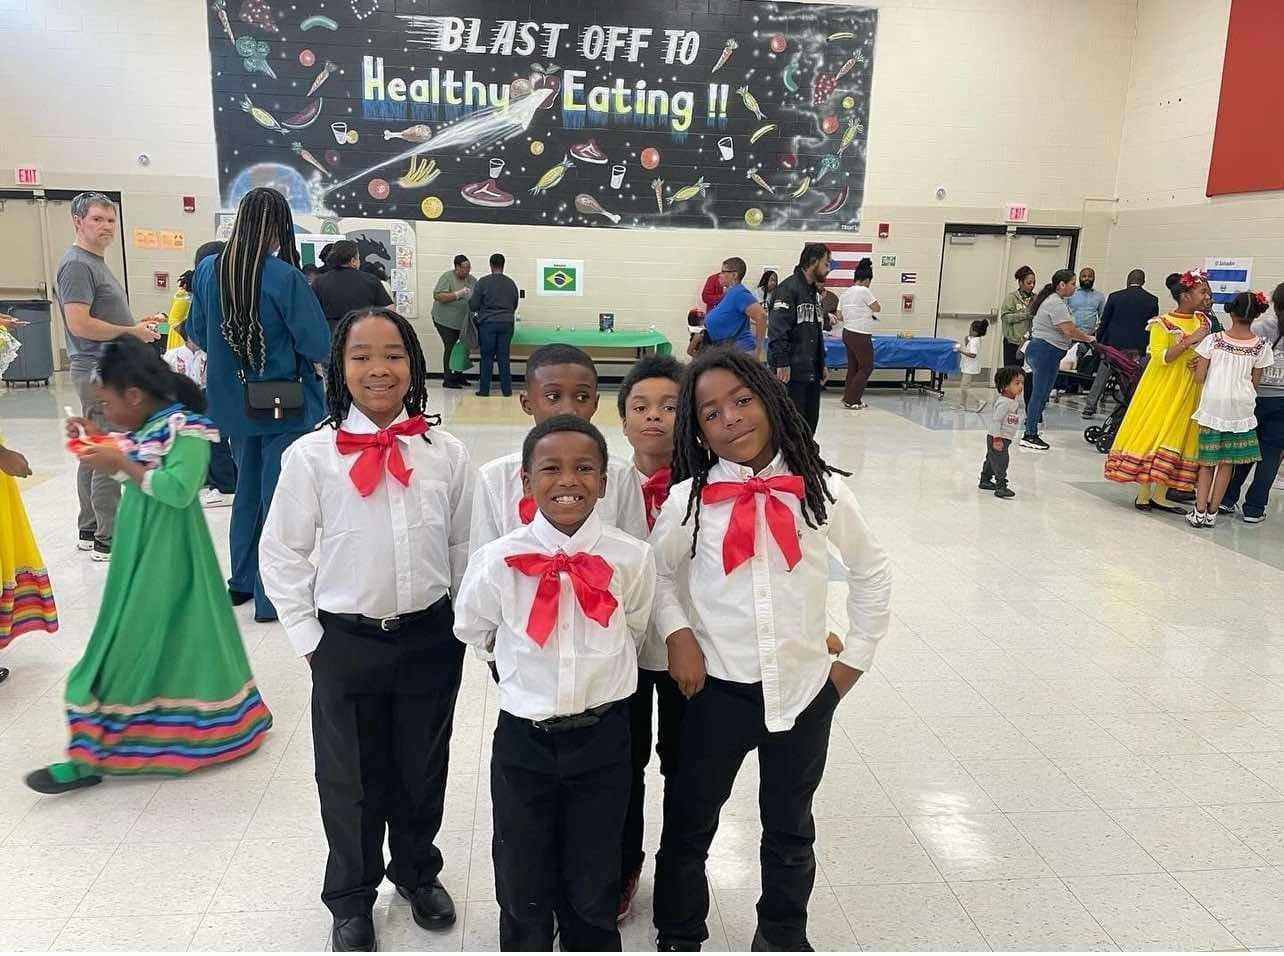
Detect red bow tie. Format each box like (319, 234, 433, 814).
(700, 474, 805, 574)
(335, 416, 429, 497)
(504, 550, 618, 646)
(518, 494, 537, 525)
(641, 466, 672, 531)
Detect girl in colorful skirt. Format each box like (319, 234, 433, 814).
(1105, 269, 1212, 513)
(0, 315, 59, 684)
(1187, 291, 1277, 527)
(25, 337, 272, 794)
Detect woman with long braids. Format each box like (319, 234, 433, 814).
(648, 346, 891, 952)
(186, 187, 330, 622)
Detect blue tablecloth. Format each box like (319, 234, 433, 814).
(825, 335, 960, 374)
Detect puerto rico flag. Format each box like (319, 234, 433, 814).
(824, 241, 875, 289)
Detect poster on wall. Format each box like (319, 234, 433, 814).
(1204, 257, 1253, 314)
(537, 259, 584, 296)
(205, 1, 877, 232)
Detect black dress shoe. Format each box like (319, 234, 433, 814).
(253, 614, 279, 624)
(397, 880, 456, 930)
(331, 915, 376, 952)
(751, 929, 813, 952)
(228, 588, 253, 607)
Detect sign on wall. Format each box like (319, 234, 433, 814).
(1204, 257, 1253, 313)
(206, 1, 877, 232)
(538, 259, 583, 296)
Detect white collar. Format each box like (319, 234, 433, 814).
(341, 406, 410, 435)
(528, 508, 604, 553)
(710, 450, 787, 481)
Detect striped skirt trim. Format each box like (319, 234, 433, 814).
(66, 683, 272, 776)
(1105, 446, 1200, 491)
(0, 569, 58, 649)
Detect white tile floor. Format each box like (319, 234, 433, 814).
(3, 375, 1284, 951)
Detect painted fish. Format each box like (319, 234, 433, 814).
(790, 175, 812, 199)
(835, 57, 858, 81)
(651, 179, 665, 214)
(308, 61, 337, 97)
(670, 177, 709, 205)
(529, 155, 574, 195)
(746, 168, 775, 194)
(240, 95, 283, 132)
(839, 118, 861, 153)
(385, 124, 433, 144)
(712, 38, 738, 74)
(737, 86, 766, 121)
(815, 155, 840, 183)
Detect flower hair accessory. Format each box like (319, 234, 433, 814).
(1178, 269, 1208, 289)
(1254, 290, 1269, 309)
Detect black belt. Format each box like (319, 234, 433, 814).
(529, 700, 619, 734)
(320, 596, 448, 633)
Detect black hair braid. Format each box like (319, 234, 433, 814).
(671, 346, 849, 557)
(97, 337, 207, 414)
(217, 188, 299, 374)
(320, 307, 437, 441)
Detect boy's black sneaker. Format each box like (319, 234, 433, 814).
(978, 478, 997, 491)
(1019, 435, 1050, 451)
(995, 486, 1016, 499)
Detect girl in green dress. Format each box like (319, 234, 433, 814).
(26, 337, 272, 794)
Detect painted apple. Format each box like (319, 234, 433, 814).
(821, 115, 839, 135)
(640, 147, 661, 170)
(769, 33, 787, 53)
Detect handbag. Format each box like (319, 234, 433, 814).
(236, 354, 304, 422)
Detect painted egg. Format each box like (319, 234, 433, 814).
(368, 178, 390, 200)
(779, 151, 797, 170)
(346, 129, 359, 144)
(299, 49, 315, 67)
(420, 196, 444, 219)
(530, 140, 545, 156)
(769, 34, 787, 54)
(744, 207, 764, 227)
(640, 147, 661, 170)
(821, 115, 839, 135)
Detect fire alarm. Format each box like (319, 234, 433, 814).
(182, 196, 196, 213)
(878, 222, 890, 239)
(901, 293, 914, 312)
(153, 271, 169, 291)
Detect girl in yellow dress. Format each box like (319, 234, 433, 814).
(1105, 270, 1213, 511)
(164, 242, 225, 352)
(0, 316, 58, 683)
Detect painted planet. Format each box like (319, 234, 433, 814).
(368, 178, 390, 200)
(299, 49, 315, 67)
(640, 147, 661, 170)
(821, 115, 840, 135)
(420, 195, 444, 219)
(530, 140, 545, 156)
(324, 149, 340, 166)
(779, 151, 797, 170)
(842, 95, 855, 110)
(224, 162, 312, 213)
(510, 77, 531, 97)
(744, 207, 764, 227)
(769, 33, 787, 53)
(345, 129, 359, 144)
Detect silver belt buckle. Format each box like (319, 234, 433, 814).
(380, 615, 401, 632)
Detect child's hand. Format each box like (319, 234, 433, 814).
(826, 632, 844, 655)
(667, 628, 706, 699)
(993, 437, 1004, 451)
(0, 447, 31, 478)
(76, 443, 127, 474)
(64, 416, 102, 440)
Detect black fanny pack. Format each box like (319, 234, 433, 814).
(237, 357, 304, 422)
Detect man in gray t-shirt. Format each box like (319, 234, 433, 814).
(54, 192, 159, 557)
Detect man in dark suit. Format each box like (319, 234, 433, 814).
(1082, 268, 1159, 418)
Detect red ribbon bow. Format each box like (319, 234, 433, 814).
(504, 550, 618, 646)
(335, 416, 429, 497)
(518, 495, 537, 524)
(641, 466, 672, 531)
(701, 474, 806, 574)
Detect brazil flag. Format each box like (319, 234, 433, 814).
(541, 265, 579, 293)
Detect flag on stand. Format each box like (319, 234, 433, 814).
(823, 241, 875, 289)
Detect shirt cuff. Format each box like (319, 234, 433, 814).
(283, 615, 325, 657)
(655, 605, 691, 644)
(837, 635, 879, 673)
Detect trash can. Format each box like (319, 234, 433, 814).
(0, 299, 55, 386)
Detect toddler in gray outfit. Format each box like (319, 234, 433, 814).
(981, 366, 1026, 499)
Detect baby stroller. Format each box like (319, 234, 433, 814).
(1083, 342, 1142, 453)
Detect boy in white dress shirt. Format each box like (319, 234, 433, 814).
(260, 308, 475, 953)
(455, 415, 656, 952)
(649, 347, 891, 953)
(615, 353, 685, 920)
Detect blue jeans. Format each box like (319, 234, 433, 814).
(1024, 338, 1067, 438)
(229, 431, 306, 620)
(477, 321, 514, 396)
(1221, 396, 1284, 518)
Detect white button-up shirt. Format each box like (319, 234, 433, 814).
(631, 463, 679, 672)
(469, 450, 648, 553)
(650, 453, 891, 732)
(454, 510, 656, 722)
(260, 407, 475, 656)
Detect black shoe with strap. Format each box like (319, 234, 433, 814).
(331, 915, 376, 952)
(397, 880, 456, 930)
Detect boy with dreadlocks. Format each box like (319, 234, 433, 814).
(261, 308, 474, 952)
(649, 346, 891, 953)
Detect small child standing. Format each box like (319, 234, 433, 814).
(163, 333, 237, 506)
(957, 319, 988, 411)
(455, 415, 656, 951)
(1188, 291, 1275, 527)
(980, 365, 1025, 499)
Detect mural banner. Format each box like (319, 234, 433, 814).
(206, 0, 876, 231)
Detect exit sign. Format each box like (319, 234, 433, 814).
(1005, 202, 1029, 223)
(14, 166, 40, 186)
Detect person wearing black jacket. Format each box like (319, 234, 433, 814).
(767, 243, 830, 432)
(311, 240, 392, 336)
(1083, 269, 1159, 417)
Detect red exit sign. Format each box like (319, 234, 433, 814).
(14, 166, 40, 186)
(1005, 202, 1029, 223)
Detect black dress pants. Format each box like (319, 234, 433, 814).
(622, 668, 686, 880)
(653, 676, 839, 950)
(787, 380, 822, 433)
(492, 702, 631, 952)
(310, 599, 464, 918)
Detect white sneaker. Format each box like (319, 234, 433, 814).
(200, 489, 232, 508)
